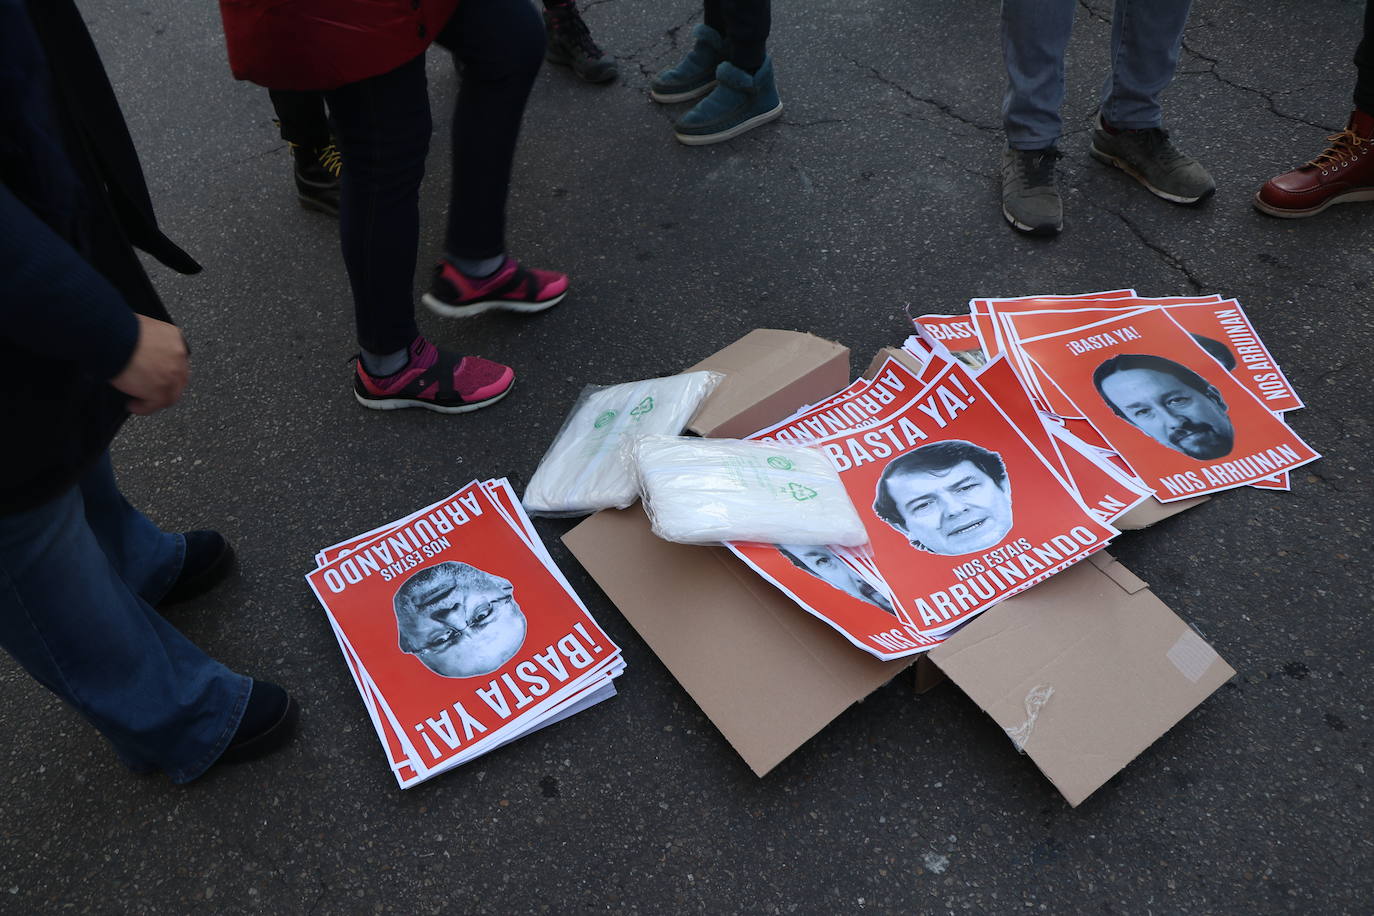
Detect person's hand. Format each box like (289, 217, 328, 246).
(110, 314, 190, 415)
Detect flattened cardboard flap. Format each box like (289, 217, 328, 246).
(564, 505, 912, 776)
(686, 329, 850, 439)
(929, 554, 1233, 806)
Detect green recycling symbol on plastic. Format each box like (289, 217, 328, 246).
(767, 456, 795, 471)
(593, 410, 618, 429)
(630, 397, 655, 418)
(787, 482, 819, 502)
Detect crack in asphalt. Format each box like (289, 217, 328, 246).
(1097, 205, 1207, 291)
(857, 62, 1000, 135)
(1179, 40, 1338, 133)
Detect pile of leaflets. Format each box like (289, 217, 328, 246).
(725, 289, 1317, 663)
(308, 479, 623, 788)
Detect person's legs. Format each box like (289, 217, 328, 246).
(269, 90, 331, 148)
(78, 453, 183, 604)
(998, 0, 1074, 235)
(417, 0, 568, 322)
(673, 0, 781, 145)
(1000, 0, 1076, 150)
(269, 90, 342, 216)
(1088, 0, 1213, 204)
(718, 0, 769, 72)
(1354, 0, 1374, 113)
(542, 0, 618, 84)
(438, 0, 545, 263)
(1097, 0, 1192, 130)
(0, 472, 251, 783)
(1254, 0, 1374, 217)
(324, 55, 432, 357)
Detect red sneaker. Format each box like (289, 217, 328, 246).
(1254, 109, 1374, 218)
(422, 257, 569, 318)
(353, 337, 514, 413)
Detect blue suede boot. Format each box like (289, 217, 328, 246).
(673, 57, 783, 146)
(650, 24, 724, 103)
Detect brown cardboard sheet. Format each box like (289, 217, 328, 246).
(928, 552, 1235, 806)
(564, 505, 912, 776)
(685, 329, 850, 439)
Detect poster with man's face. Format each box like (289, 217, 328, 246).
(995, 296, 1303, 418)
(308, 482, 621, 775)
(816, 360, 1118, 638)
(315, 480, 622, 787)
(1017, 307, 1320, 502)
(726, 540, 938, 660)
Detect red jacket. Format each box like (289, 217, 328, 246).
(218, 0, 461, 91)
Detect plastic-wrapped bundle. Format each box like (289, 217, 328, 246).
(522, 371, 723, 517)
(631, 436, 869, 546)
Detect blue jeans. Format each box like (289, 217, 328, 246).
(0, 453, 250, 783)
(1001, 0, 1194, 149)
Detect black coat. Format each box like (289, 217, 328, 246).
(0, 0, 200, 515)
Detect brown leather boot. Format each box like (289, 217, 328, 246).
(1254, 109, 1374, 217)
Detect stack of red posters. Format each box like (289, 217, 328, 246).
(915, 290, 1317, 502)
(730, 348, 1119, 659)
(308, 479, 623, 788)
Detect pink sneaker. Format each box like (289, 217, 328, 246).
(353, 337, 514, 413)
(422, 257, 569, 318)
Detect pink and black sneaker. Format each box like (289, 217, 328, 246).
(422, 257, 569, 319)
(354, 337, 514, 414)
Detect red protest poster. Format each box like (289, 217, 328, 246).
(816, 360, 1117, 636)
(1047, 424, 1153, 523)
(726, 541, 936, 659)
(970, 356, 1069, 482)
(1164, 300, 1303, 413)
(997, 297, 1302, 417)
(749, 356, 925, 444)
(970, 289, 1139, 361)
(308, 483, 620, 772)
(914, 314, 987, 368)
(1019, 307, 1321, 501)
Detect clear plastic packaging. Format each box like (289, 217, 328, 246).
(630, 436, 869, 546)
(522, 371, 723, 517)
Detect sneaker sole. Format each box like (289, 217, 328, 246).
(1002, 203, 1062, 236)
(1089, 144, 1215, 204)
(1253, 188, 1374, 218)
(650, 82, 717, 104)
(355, 381, 514, 414)
(421, 289, 567, 319)
(675, 102, 784, 146)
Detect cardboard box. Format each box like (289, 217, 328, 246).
(928, 552, 1234, 806)
(564, 329, 1234, 805)
(685, 328, 850, 439)
(564, 504, 912, 777)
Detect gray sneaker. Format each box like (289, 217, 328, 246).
(1001, 146, 1063, 235)
(1089, 114, 1216, 204)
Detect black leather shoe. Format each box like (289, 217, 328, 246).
(216, 680, 300, 766)
(159, 530, 235, 607)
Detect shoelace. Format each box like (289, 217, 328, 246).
(1016, 148, 1061, 187)
(316, 144, 343, 178)
(1123, 127, 1190, 167)
(1306, 128, 1367, 170)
